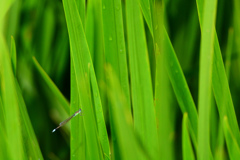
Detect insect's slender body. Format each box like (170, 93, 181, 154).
(52, 109, 82, 133)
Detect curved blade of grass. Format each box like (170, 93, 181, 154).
(106, 66, 148, 160)
(196, 0, 240, 147)
(62, 0, 103, 159)
(32, 57, 70, 129)
(125, 0, 159, 159)
(101, 0, 131, 112)
(182, 113, 196, 160)
(33, 56, 70, 133)
(9, 35, 43, 159)
(15, 81, 43, 160)
(214, 28, 234, 160)
(223, 116, 240, 159)
(197, 0, 217, 159)
(146, 0, 198, 148)
(0, 34, 24, 160)
(32, 56, 70, 114)
(89, 64, 110, 159)
(10, 36, 16, 75)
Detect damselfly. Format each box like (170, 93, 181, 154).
(52, 109, 82, 133)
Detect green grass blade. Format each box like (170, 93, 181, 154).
(91, 0, 107, 116)
(9, 35, 43, 159)
(137, 0, 153, 35)
(70, 63, 85, 159)
(0, 34, 24, 160)
(62, 0, 103, 159)
(210, 99, 219, 154)
(140, 0, 199, 148)
(15, 81, 43, 160)
(106, 66, 147, 160)
(197, 0, 217, 159)
(70, 0, 86, 157)
(152, 2, 176, 159)
(32, 57, 70, 114)
(223, 116, 240, 159)
(182, 113, 195, 160)
(214, 121, 227, 160)
(86, 0, 95, 60)
(90, 64, 110, 159)
(196, 0, 240, 147)
(32, 56, 71, 133)
(75, 0, 85, 27)
(213, 29, 234, 160)
(155, 52, 176, 159)
(10, 36, 17, 75)
(101, 0, 131, 112)
(71, 1, 86, 158)
(151, 2, 198, 149)
(125, 0, 159, 159)
(212, 36, 240, 145)
(101, 0, 131, 158)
